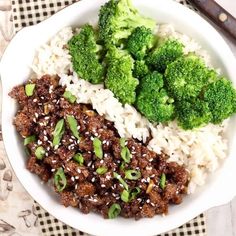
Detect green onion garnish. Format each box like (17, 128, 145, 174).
(119, 138, 126, 147)
(130, 187, 141, 201)
(73, 153, 84, 165)
(108, 203, 121, 219)
(93, 137, 103, 159)
(35, 146, 45, 160)
(25, 84, 35, 97)
(54, 167, 67, 192)
(113, 172, 128, 190)
(66, 115, 80, 139)
(125, 170, 141, 180)
(121, 146, 131, 163)
(96, 166, 108, 175)
(52, 119, 65, 147)
(160, 173, 166, 190)
(24, 135, 36, 146)
(63, 91, 76, 103)
(119, 161, 125, 170)
(121, 189, 130, 203)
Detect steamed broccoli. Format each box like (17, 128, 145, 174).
(203, 78, 236, 124)
(105, 46, 139, 104)
(176, 99, 212, 130)
(98, 0, 156, 46)
(133, 60, 149, 78)
(147, 39, 184, 73)
(136, 72, 175, 122)
(68, 24, 105, 84)
(165, 55, 217, 100)
(126, 26, 155, 60)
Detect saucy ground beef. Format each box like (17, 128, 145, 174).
(9, 75, 189, 219)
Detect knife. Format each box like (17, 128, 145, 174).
(188, 0, 236, 41)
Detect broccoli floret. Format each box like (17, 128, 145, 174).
(203, 78, 236, 124)
(133, 60, 149, 78)
(136, 72, 175, 122)
(98, 0, 156, 46)
(126, 26, 155, 60)
(105, 46, 139, 104)
(147, 39, 184, 73)
(176, 99, 212, 130)
(68, 24, 105, 84)
(165, 55, 217, 100)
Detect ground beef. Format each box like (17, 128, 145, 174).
(10, 75, 189, 219)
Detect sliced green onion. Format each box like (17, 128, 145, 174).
(93, 137, 103, 159)
(66, 115, 80, 139)
(73, 153, 84, 165)
(54, 167, 67, 192)
(24, 135, 36, 146)
(113, 172, 129, 190)
(52, 119, 65, 147)
(96, 166, 108, 175)
(35, 146, 45, 160)
(119, 161, 125, 170)
(130, 187, 141, 201)
(121, 146, 131, 163)
(108, 203, 121, 219)
(63, 91, 76, 103)
(121, 189, 130, 203)
(160, 173, 166, 190)
(25, 84, 35, 97)
(119, 138, 126, 148)
(125, 170, 141, 180)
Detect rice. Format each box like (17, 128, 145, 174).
(31, 26, 229, 194)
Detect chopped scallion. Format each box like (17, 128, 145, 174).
(119, 138, 126, 147)
(108, 203, 121, 219)
(24, 135, 36, 146)
(96, 166, 108, 175)
(121, 146, 131, 163)
(130, 187, 141, 200)
(125, 170, 141, 180)
(54, 167, 67, 192)
(121, 189, 130, 203)
(160, 173, 166, 190)
(113, 172, 129, 190)
(25, 84, 35, 97)
(63, 91, 76, 103)
(73, 153, 84, 165)
(52, 119, 65, 147)
(35, 146, 45, 160)
(66, 115, 80, 139)
(93, 137, 103, 159)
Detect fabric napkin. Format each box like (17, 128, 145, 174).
(11, 0, 206, 235)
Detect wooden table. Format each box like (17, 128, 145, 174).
(0, 0, 236, 235)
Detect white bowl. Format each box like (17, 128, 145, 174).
(1, 0, 236, 235)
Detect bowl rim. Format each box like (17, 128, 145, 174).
(1, 0, 236, 235)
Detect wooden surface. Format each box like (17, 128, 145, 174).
(0, 0, 236, 235)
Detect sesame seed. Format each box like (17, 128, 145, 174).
(149, 158, 153, 162)
(33, 99, 37, 102)
(51, 169, 55, 172)
(90, 137, 94, 141)
(151, 202, 155, 207)
(146, 166, 152, 171)
(91, 177, 95, 182)
(75, 176, 79, 180)
(37, 140, 42, 145)
(52, 160, 56, 163)
(69, 139, 73, 142)
(100, 160, 104, 164)
(104, 153, 108, 158)
(45, 117, 50, 120)
(35, 113, 39, 118)
(88, 151, 91, 154)
(77, 168, 81, 174)
(71, 176, 75, 182)
(75, 184, 78, 189)
(47, 147, 50, 151)
(146, 199, 150, 203)
(94, 133, 98, 137)
(87, 161, 92, 167)
(142, 154, 147, 157)
(45, 153, 48, 157)
(43, 130, 47, 135)
(43, 136, 48, 141)
(66, 167, 71, 172)
(101, 184, 106, 188)
(33, 118, 36, 122)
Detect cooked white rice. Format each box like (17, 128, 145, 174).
(31, 26, 229, 194)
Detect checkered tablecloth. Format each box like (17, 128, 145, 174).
(11, 1, 206, 235)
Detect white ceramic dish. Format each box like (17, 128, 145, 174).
(1, 0, 236, 235)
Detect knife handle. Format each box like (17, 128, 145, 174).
(189, 0, 236, 41)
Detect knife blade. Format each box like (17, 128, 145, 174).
(188, 0, 236, 41)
